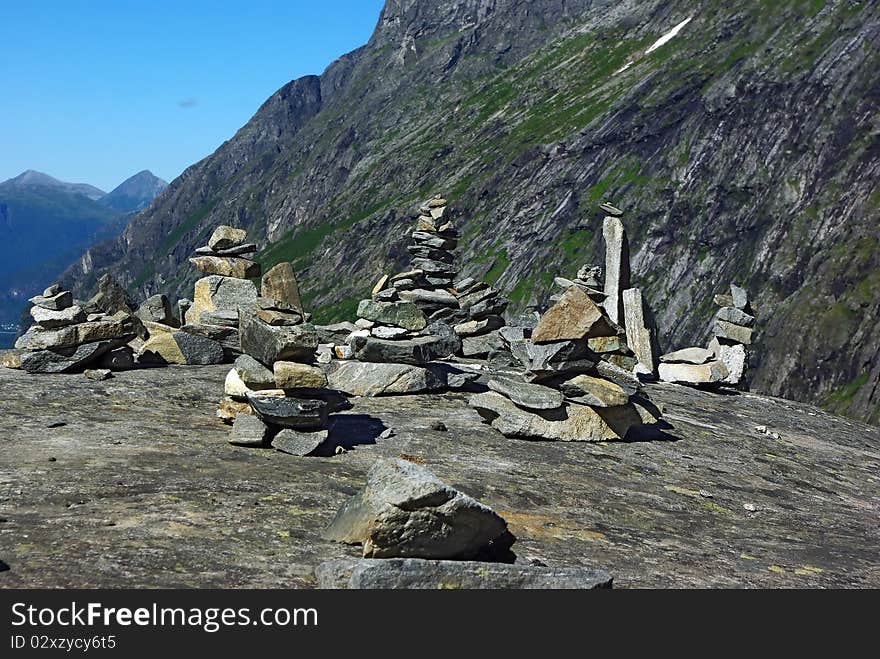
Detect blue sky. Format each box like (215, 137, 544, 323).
(1, 1, 385, 191)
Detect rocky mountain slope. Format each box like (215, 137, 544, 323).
(62, 0, 880, 424)
(0, 170, 166, 326)
(99, 170, 168, 213)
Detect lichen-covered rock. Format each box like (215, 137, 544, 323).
(261, 262, 304, 311)
(326, 361, 447, 397)
(189, 256, 261, 279)
(185, 276, 258, 325)
(273, 362, 328, 389)
(208, 225, 247, 251)
(357, 300, 427, 331)
(138, 332, 225, 365)
(239, 306, 318, 366)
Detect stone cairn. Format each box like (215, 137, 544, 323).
(11, 277, 143, 376)
(138, 226, 260, 365)
(314, 197, 504, 397)
(468, 202, 663, 442)
(658, 283, 753, 387)
(218, 258, 344, 456)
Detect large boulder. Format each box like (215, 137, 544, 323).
(325, 361, 447, 396)
(357, 300, 427, 331)
(323, 458, 511, 560)
(532, 287, 617, 343)
(185, 276, 258, 325)
(316, 558, 613, 590)
(208, 225, 247, 251)
(239, 306, 318, 366)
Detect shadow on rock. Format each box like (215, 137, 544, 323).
(325, 414, 388, 453)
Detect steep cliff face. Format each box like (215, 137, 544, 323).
(63, 0, 880, 424)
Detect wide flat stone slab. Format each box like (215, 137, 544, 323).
(316, 558, 613, 589)
(0, 365, 878, 588)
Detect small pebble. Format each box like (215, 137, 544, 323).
(429, 421, 448, 432)
(699, 489, 713, 498)
(334, 446, 347, 455)
(46, 419, 67, 428)
(743, 503, 757, 512)
(48, 457, 57, 462)
(378, 428, 395, 440)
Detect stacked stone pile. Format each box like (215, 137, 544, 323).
(219, 261, 345, 457)
(139, 226, 259, 365)
(452, 277, 509, 359)
(658, 284, 753, 387)
(12, 283, 140, 374)
(470, 282, 663, 442)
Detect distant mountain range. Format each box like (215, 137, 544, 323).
(0, 169, 167, 327)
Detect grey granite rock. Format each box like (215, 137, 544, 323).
(357, 300, 427, 331)
(271, 429, 330, 456)
(323, 458, 510, 559)
(325, 361, 446, 397)
(488, 376, 564, 410)
(239, 306, 318, 366)
(316, 558, 613, 589)
(229, 413, 270, 447)
(246, 393, 328, 431)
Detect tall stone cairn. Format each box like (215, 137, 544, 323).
(220, 260, 342, 457)
(138, 225, 259, 365)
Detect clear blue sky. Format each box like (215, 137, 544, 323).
(1, 0, 385, 191)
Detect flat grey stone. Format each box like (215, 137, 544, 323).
(316, 558, 613, 589)
(351, 335, 439, 366)
(28, 290, 73, 312)
(488, 376, 564, 410)
(271, 429, 330, 456)
(714, 320, 753, 345)
(20, 339, 121, 374)
(234, 354, 276, 389)
(325, 361, 446, 396)
(357, 299, 427, 331)
(716, 306, 755, 327)
(660, 347, 715, 365)
(246, 393, 328, 431)
(229, 413, 270, 447)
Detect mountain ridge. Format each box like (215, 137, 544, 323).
(60, 0, 880, 425)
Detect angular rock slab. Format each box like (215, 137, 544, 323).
(261, 262, 303, 311)
(229, 413, 270, 447)
(136, 294, 176, 326)
(185, 275, 258, 325)
(30, 304, 85, 328)
(274, 361, 328, 389)
(716, 306, 755, 328)
(660, 347, 715, 365)
(325, 361, 446, 397)
(357, 299, 427, 331)
(323, 458, 510, 560)
(139, 331, 225, 365)
(189, 256, 261, 279)
(316, 558, 613, 590)
(351, 335, 439, 366)
(622, 288, 656, 373)
(20, 339, 120, 374)
(29, 290, 72, 311)
(658, 360, 730, 385)
(271, 428, 330, 456)
(602, 215, 631, 326)
(714, 320, 753, 345)
(488, 377, 564, 410)
(239, 306, 318, 366)
(233, 354, 276, 389)
(560, 374, 630, 408)
(532, 286, 617, 343)
(246, 393, 328, 431)
(470, 391, 652, 442)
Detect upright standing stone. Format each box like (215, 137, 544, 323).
(622, 288, 655, 375)
(261, 262, 303, 312)
(602, 215, 630, 327)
